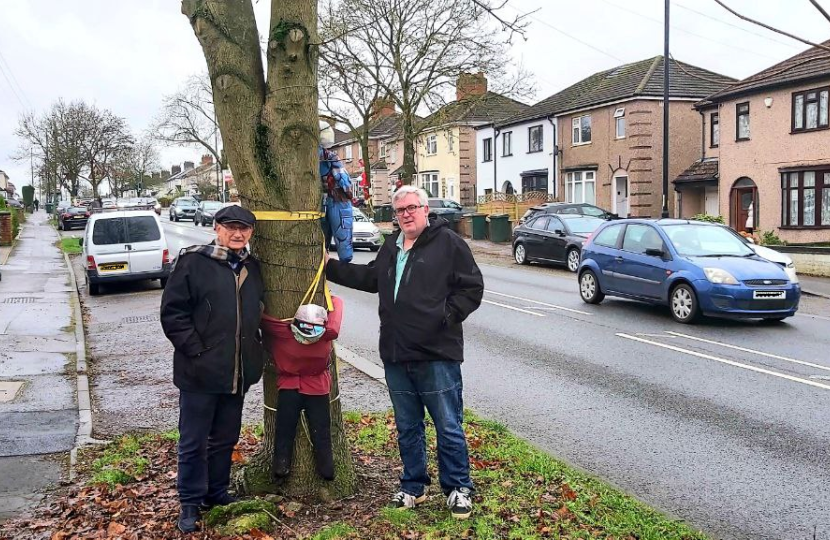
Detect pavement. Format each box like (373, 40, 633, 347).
(0, 211, 79, 522)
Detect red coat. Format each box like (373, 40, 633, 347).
(261, 295, 343, 396)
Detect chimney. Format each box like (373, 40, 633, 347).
(201, 154, 213, 166)
(171, 165, 182, 175)
(456, 72, 488, 101)
(370, 96, 396, 120)
(184, 161, 195, 171)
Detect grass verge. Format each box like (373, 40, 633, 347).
(58, 237, 83, 254)
(4, 415, 707, 539)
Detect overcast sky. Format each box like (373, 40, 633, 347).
(1, 0, 828, 192)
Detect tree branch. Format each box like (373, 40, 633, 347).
(712, 0, 830, 53)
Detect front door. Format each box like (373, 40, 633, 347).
(704, 187, 719, 216)
(615, 176, 629, 217)
(733, 188, 755, 232)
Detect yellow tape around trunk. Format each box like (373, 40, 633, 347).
(252, 210, 324, 221)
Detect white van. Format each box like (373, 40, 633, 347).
(81, 211, 171, 295)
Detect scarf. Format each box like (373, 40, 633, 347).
(173, 242, 250, 270)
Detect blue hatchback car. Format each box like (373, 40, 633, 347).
(577, 219, 800, 323)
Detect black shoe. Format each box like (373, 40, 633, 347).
(200, 493, 238, 510)
(177, 505, 200, 533)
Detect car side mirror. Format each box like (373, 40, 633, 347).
(645, 248, 665, 258)
(554, 229, 565, 236)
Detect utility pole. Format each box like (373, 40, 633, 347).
(662, 0, 670, 219)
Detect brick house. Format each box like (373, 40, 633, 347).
(418, 73, 528, 206)
(677, 39, 830, 243)
(478, 56, 734, 218)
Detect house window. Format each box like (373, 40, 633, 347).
(344, 145, 353, 160)
(387, 145, 396, 164)
(378, 144, 386, 159)
(710, 112, 720, 147)
(482, 137, 493, 162)
(425, 134, 437, 155)
(792, 87, 829, 132)
(572, 115, 592, 145)
(528, 125, 543, 152)
(522, 175, 548, 193)
(447, 131, 455, 152)
(420, 172, 439, 198)
(502, 131, 512, 156)
(736, 102, 750, 141)
(565, 171, 596, 204)
(614, 108, 625, 139)
(781, 169, 830, 227)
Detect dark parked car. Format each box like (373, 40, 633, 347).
(520, 202, 617, 224)
(513, 214, 605, 272)
(194, 201, 225, 226)
(168, 197, 198, 222)
(428, 198, 465, 222)
(577, 219, 800, 324)
(57, 206, 91, 231)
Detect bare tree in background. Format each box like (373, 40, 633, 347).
(108, 136, 161, 197)
(79, 107, 133, 198)
(320, 0, 533, 186)
(152, 73, 224, 168)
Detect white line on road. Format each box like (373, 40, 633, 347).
(616, 332, 830, 392)
(485, 290, 591, 316)
(482, 299, 545, 317)
(666, 331, 830, 373)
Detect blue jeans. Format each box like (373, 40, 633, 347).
(384, 361, 472, 497)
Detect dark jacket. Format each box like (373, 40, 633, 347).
(326, 217, 483, 364)
(160, 250, 266, 394)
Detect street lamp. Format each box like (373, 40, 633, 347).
(662, 0, 670, 219)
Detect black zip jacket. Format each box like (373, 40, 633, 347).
(160, 251, 266, 394)
(326, 217, 483, 364)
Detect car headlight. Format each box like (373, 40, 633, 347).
(704, 268, 738, 285)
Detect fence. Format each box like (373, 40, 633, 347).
(475, 192, 559, 222)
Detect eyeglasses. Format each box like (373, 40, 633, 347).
(394, 204, 424, 216)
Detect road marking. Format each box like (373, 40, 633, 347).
(666, 331, 830, 373)
(482, 299, 545, 317)
(617, 332, 830, 392)
(485, 290, 591, 316)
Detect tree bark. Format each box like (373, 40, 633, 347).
(183, 0, 355, 499)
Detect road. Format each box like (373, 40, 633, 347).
(104, 216, 830, 539)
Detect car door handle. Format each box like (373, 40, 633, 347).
(615, 256, 624, 262)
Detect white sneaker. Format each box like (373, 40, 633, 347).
(447, 487, 472, 519)
(389, 489, 428, 509)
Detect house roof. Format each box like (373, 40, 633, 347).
(333, 128, 351, 144)
(673, 157, 719, 185)
(425, 91, 529, 127)
(703, 39, 830, 103)
(497, 56, 735, 128)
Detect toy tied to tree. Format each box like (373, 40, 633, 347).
(319, 123, 354, 263)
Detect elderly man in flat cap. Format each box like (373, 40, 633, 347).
(161, 205, 267, 533)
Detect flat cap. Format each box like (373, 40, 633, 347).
(214, 205, 256, 227)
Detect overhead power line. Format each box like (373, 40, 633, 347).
(0, 50, 32, 110)
(594, 0, 781, 61)
(673, 1, 802, 49)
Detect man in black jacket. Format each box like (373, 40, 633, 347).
(160, 205, 265, 533)
(326, 185, 483, 520)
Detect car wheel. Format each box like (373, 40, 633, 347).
(194, 218, 199, 226)
(579, 270, 604, 304)
(160, 277, 168, 289)
(88, 282, 100, 296)
(670, 283, 700, 324)
(566, 248, 580, 273)
(514, 243, 528, 265)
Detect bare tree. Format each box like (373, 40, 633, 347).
(321, 0, 533, 185)
(152, 73, 224, 168)
(182, 0, 355, 499)
(80, 107, 133, 198)
(108, 135, 161, 197)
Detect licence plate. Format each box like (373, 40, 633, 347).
(99, 263, 127, 272)
(74, 216, 85, 219)
(753, 290, 785, 300)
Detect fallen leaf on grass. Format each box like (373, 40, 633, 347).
(560, 483, 578, 501)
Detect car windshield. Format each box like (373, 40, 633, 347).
(204, 202, 223, 211)
(664, 224, 755, 257)
(564, 216, 605, 234)
(178, 199, 196, 207)
(580, 205, 607, 217)
(68, 207, 87, 213)
(353, 208, 370, 222)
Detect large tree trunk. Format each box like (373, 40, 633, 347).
(401, 112, 417, 186)
(183, 0, 356, 499)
